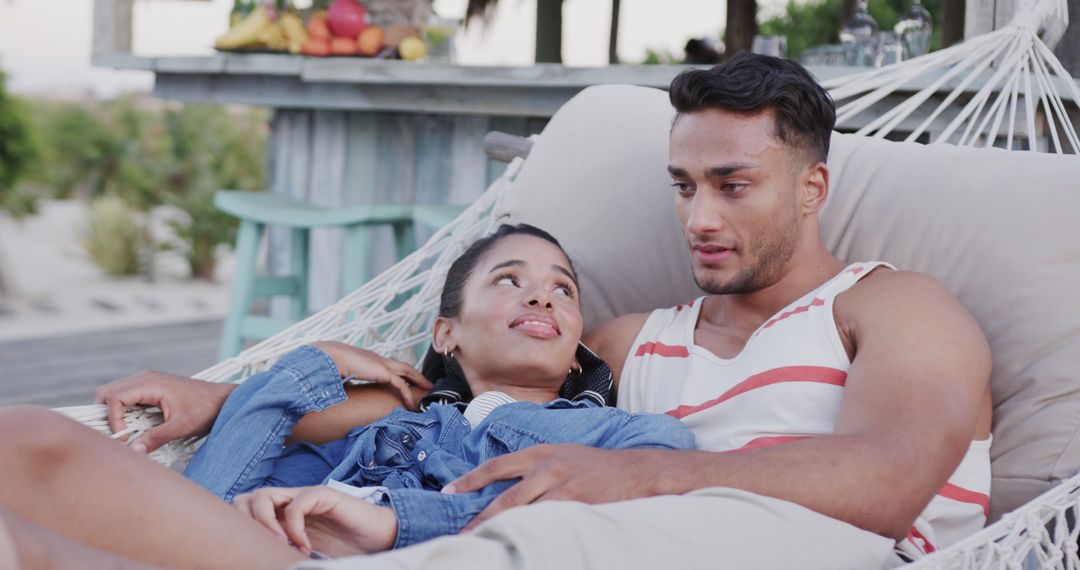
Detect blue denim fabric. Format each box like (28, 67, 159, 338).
(185, 346, 695, 549)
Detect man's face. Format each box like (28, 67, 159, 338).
(668, 108, 803, 295)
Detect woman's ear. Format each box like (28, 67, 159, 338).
(432, 317, 456, 355)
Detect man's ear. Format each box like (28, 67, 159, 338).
(432, 317, 456, 355)
(800, 162, 829, 215)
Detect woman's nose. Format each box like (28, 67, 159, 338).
(525, 290, 553, 310)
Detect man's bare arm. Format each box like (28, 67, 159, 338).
(451, 271, 992, 540)
(582, 312, 649, 401)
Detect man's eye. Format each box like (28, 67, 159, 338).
(670, 182, 693, 194)
(721, 183, 747, 193)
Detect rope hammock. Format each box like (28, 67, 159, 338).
(822, 0, 1079, 153)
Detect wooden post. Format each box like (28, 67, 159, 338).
(609, 0, 621, 64)
(92, 0, 134, 55)
(535, 0, 563, 63)
(723, 0, 757, 59)
(942, 0, 966, 48)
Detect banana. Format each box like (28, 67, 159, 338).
(280, 12, 307, 53)
(258, 22, 289, 51)
(214, 6, 271, 50)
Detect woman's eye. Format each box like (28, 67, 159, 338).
(494, 275, 518, 287)
(554, 284, 575, 298)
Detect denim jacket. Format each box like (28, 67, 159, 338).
(185, 346, 695, 549)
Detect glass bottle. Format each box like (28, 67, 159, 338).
(895, 0, 933, 60)
(839, 0, 879, 66)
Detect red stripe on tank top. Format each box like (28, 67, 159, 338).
(759, 298, 826, 331)
(938, 483, 990, 518)
(906, 527, 936, 554)
(674, 299, 696, 312)
(665, 366, 847, 419)
(737, 435, 814, 451)
(634, 342, 690, 358)
(849, 266, 866, 275)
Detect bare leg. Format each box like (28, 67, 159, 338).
(0, 406, 308, 570)
(1, 506, 161, 570)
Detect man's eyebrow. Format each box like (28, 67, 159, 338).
(552, 265, 579, 287)
(488, 260, 524, 273)
(705, 162, 757, 177)
(667, 165, 689, 177)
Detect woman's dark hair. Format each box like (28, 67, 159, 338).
(668, 52, 836, 165)
(438, 223, 576, 318)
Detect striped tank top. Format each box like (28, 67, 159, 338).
(616, 261, 990, 559)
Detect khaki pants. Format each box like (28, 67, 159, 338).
(292, 487, 903, 570)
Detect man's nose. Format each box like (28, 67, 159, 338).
(685, 192, 725, 236)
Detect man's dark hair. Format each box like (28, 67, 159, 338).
(438, 223, 576, 318)
(669, 52, 836, 164)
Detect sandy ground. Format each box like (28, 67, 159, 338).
(0, 200, 233, 342)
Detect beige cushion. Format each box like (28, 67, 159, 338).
(496, 84, 1080, 522)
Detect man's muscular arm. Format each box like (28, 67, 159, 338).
(449, 271, 992, 540)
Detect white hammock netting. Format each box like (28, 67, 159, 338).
(822, 0, 1079, 153)
(47, 4, 1080, 564)
(53, 157, 520, 468)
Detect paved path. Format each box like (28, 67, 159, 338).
(0, 319, 222, 408)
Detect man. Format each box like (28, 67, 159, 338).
(1, 54, 991, 569)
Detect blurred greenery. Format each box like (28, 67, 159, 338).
(0, 70, 38, 218)
(11, 95, 267, 279)
(81, 195, 144, 277)
(759, 0, 943, 60)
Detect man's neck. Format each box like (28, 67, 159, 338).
(699, 245, 845, 335)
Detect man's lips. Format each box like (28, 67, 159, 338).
(692, 244, 735, 264)
(510, 314, 560, 339)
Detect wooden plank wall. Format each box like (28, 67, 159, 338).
(264, 110, 550, 313)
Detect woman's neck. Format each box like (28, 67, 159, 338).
(466, 377, 560, 404)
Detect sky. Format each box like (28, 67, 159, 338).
(0, 0, 786, 98)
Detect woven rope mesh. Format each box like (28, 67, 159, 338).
(52, 157, 520, 469)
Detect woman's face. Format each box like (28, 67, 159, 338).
(437, 234, 583, 389)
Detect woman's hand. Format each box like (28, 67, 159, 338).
(311, 341, 433, 410)
(234, 486, 398, 557)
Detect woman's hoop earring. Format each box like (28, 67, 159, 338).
(443, 348, 455, 360)
(569, 363, 582, 377)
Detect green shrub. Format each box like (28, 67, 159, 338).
(81, 196, 145, 276)
(0, 69, 38, 217)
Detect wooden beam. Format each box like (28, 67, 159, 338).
(92, 0, 134, 55)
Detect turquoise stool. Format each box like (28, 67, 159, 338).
(215, 190, 416, 359)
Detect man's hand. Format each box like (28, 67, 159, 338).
(94, 370, 236, 454)
(311, 341, 433, 410)
(233, 486, 398, 557)
(444, 444, 664, 531)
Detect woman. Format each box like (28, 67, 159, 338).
(0, 224, 690, 569)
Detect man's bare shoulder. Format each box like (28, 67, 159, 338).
(838, 268, 966, 320)
(836, 267, 991, 392)
(583, 313, 651, 386)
